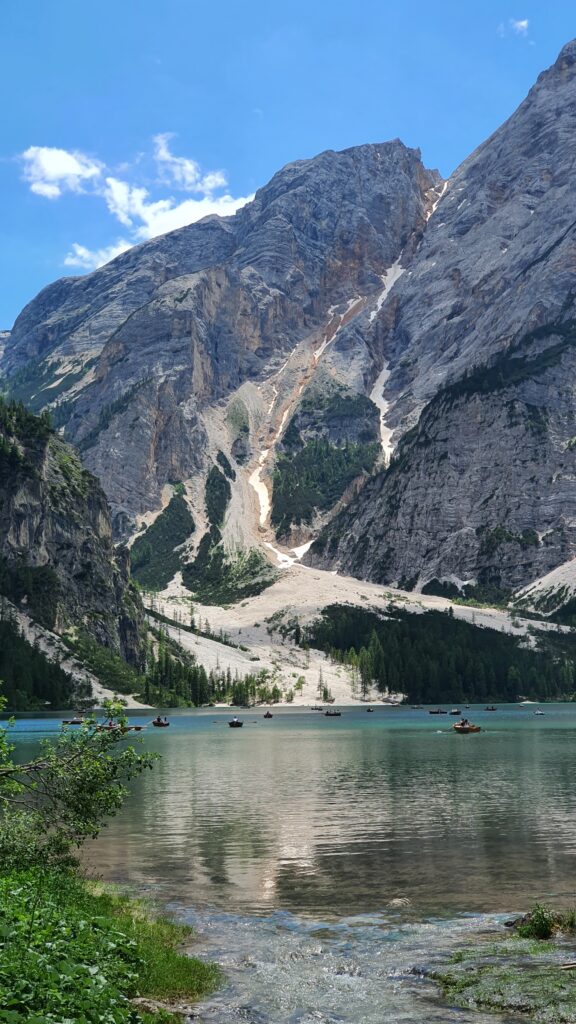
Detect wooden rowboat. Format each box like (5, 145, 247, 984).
(453, 722, 481, 734)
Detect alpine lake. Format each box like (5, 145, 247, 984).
(13, 703, 576, 1023)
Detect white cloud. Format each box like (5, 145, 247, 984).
(510, 18, 529, 35)
(22, 146, 102, 198)
(103, 175, 253, 240)
(153, 133, 227, 194)
(20, 135, 254, 269)
(63, 239, 132, 270)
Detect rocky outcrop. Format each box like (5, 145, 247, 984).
(2, 142, 437, 535)
(307, 40, 576, 592)
(0, 400, 144, 661)
(6, 42, 576, 596)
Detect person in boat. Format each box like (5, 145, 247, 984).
(154, 715, 163, 725)
(460, 718, 469, 726)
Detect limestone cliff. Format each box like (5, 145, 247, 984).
(0, 398, 143, 661)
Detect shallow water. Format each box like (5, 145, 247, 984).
(13, 704, 576, 1021)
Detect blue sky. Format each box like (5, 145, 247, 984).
(1, 1, 574, 329)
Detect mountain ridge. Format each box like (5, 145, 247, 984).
(4, 42, 576, 603)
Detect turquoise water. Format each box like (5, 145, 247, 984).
(12, 704, 576, 1021)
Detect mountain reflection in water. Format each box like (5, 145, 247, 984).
(74, 706, 576, 918)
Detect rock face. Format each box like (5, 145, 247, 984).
(307, 40, 576, 593)
(2, 143, 437, 536)
(0, 400, 143, 661)
(5, 41, 576, 597)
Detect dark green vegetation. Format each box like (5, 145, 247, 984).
(216, 450, 236, 480)
(226, 398, 250, 463)
(0, 557, 60, 630)
(205, 466, 231, 528)
(0, 870, 219, 1024)
(0, 694, 219, 1022)
(182, 537, 276, 604)
(431, 906, 576, 1024)
(0, 612, 75, 710)
(437, 319, 576, 408)
(271, 438, 379, 537)
(305, 604, 576, 703)
(0, 394, 145, 668)
(131, 494, 195, 591)
(2, 357, 96, 414)
(181, 463, 276, 603)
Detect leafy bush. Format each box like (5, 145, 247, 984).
(517, 904, 556, 940)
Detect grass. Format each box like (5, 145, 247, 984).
(0, 868, 220, 1023)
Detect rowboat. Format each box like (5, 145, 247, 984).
(429, 709, 448, 715)
(229, 719, 243, 728)
(449, 708, 461, 715)
(263, 711, 273, 719)
(152, 720, 170, 727)
(324, 710, 342, 717)
(453, 722, 481, 734)
(62, 717, 84, 725)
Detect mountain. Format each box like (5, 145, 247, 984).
(1, 143, 438, 547)
(0, 397, 143, 662)
(307, 40, 576, 597)
(4, 42, 576, 606)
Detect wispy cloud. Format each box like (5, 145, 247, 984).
(20, 137, 253, 270)
(63, 239, 132, 271)
(510, 18, 529, 36)
(498, 17, 530, 40)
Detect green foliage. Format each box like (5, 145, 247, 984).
(0, 557, 60, 629)
(0, 699, 156, 869)
(216, 450, 236, 480)
(3, 357, 96, 413)
(131, 495, 195, 591)
(0, 868, 219, 1023)
(516, 904, 556, 939)
(205, 466, 231, 528)
(0, 612, 74, 710)
(181, 532, 276, 604)
(271, 439, 379, 537)
(305, 603, 576, 704)
(64, 631, 144, 696)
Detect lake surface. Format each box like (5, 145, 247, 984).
(13, 704, 576, 1022)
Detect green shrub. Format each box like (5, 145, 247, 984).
(517, 904, 556, 939)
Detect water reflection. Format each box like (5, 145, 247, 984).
(72, 706, 576, 916)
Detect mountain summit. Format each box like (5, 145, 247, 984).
(4, 42, 576, 605)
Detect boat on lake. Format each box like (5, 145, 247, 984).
(535, 709, 545, 716)
(62, 717, 84, 725)
(152, 718, 170, 727)
(229, 718, 243, 728)
(453, 721, 482, 734)
(485, 705, 497, 712)
(366, 707, 374, 713)
(324, 709, 342, 717)
(449, 708, 461, 715)
(429, 708, 448, 715)
(263, 711, 273, 719)
(311, 705, 324, 711)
